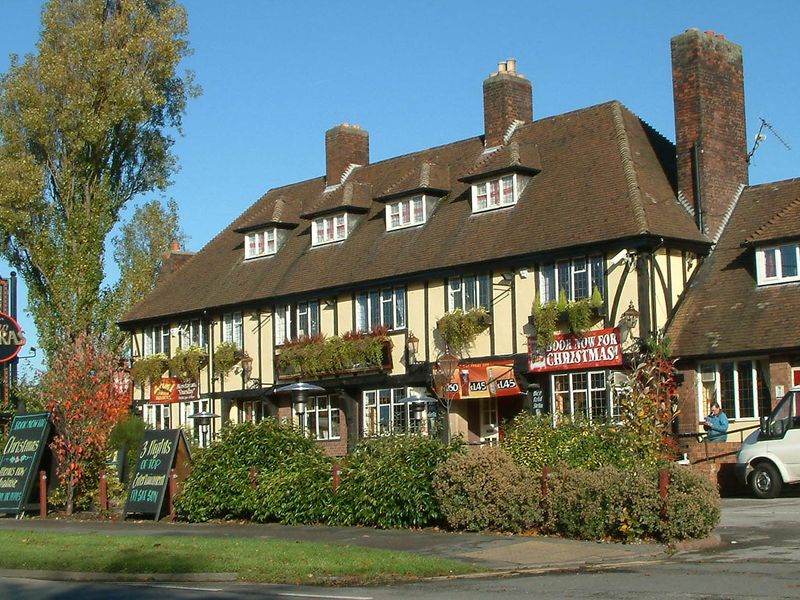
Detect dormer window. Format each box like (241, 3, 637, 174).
(387, 195, 425, 231)
(313, 213, 348, 246)
(471, 174, 519, 213)
(756, 242, 800, 285)
(245, 228, 276, 259)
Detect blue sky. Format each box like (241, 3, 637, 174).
(2, 0, 799, 372)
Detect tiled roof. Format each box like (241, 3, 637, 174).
(744, 195, 800, 245)
(120, 100, 709, 325)
(459, 139, 542, 182)
(669, 177, 800, 358)
(375, 162, 450, 201)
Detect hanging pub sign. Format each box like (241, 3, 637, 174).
(125, 428, 191, 521)
(436, 361, 520, 400)
(0, 412, 52, 514)
(528, 327, 623, 373)
(0, 311, 25, 363)
(150, 377, 198, 404)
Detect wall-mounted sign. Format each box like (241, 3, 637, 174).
(0, 311, 25, 363)
(528, 327, 623, 373)
(436, 361, 519, 400)
(150, 378, 198, 404)
(0, 413, 52, 514)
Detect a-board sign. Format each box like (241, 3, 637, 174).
(530, 388, 545, 412)
(124, 429, 191, 521)
(0, 412, 52, 514)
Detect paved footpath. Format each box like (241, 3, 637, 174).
(0, 516, 716, 581)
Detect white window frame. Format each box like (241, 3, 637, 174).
(274, 300, 321, 346)
(551, 371, 609, 423)
(471, 174, 518, 213)
(222, 312, 243, 349)
(143, 324, 170, 357)
(539, 256, 605, 304)
(756, 242, 800, 285)
(144, 403, 171, 430)
(356, 287, 406, 332)
(447, 274, 491, 311)
(178, 319, 208, 349)
(362, 388, 436, 436)
(697, 358, 764, 421)
(244, 228, 277, 259)
(294, 395, 341, 440)
(386, 195, 426, 231)
(312, 213, 348, 246)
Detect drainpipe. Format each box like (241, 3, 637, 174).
(692, 142, 704, 234)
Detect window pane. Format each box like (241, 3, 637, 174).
(356, 294, 368, 332)
(780, 245, 798, 278)
(737, 362, 755, 418)
(489, 180, 500, 206)
(390, 203, 400, 228)
(381, 288, 393, 327)
(370, 290, 380, 329)
(541, 265, 556, 304)
(412, 197, 423, 223)
(297, 302, 309, 337)
(478, 274, 491, 310)
(573, 258, 588, 299)
(501, 176, 514, 204)
(394, 287, 406, 329)
(464, 275, 477, 310)
(476, 183, 487, 210)
(719, 361, 736, 416)
(590, 256, 604, 299)
(449, 278, 462, 311)
(557, 261, 572, 300)
(764, 248, 777, 278)
(309, 301, 320, 336)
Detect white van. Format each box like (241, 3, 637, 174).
(736, 386, 800, 498)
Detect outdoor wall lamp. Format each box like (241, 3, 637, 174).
(406, 331, 419, 363)
(498, 271, 515, 286)
(618, 301, 640, 342)
(240, 352, 254, 382)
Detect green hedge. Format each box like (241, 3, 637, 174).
(434, 447, 544, 533)
(174, 419, 328, 522)
(331, 435, 460, 529)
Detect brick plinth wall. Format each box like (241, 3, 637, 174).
(678, 438, 744, 495)
(671, 28, 748, 240)
(483, 71, 532, 148)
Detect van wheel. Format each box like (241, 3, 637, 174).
(750, 463, 782, 499)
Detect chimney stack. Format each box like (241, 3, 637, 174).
(325, 123, 369, 185)
(671, 29, 748, 240)
(483, 58, 532, 148)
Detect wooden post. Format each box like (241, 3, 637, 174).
(38, 470, 47, 518)
(99, 471, 108, 511)
(659, 468, 670, 521)
(332, 462, 341, 493)
(168, 468, 177, 521)
(249, 467, 258, 490)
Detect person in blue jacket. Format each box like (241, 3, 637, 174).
(703, 402, 729, 441)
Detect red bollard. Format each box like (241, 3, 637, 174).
(249, 467, 258, 490)
(659, 468, 670, 521)
(99, 471, 108, 511)
(169, 468, 178, 521)
(39, 471, 47, 518)
(332, 462, 341, 493)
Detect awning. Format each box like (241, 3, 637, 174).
(437, 361, 520, 400)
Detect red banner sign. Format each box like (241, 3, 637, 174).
(150, 378, 198, 404)
(437, 361, 520, 401)
(528, 327, 623, 373)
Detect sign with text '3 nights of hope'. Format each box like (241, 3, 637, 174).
(0, 412, 52, 514)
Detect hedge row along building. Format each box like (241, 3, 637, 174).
(120, 28, 795, 454)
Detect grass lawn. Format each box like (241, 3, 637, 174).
(0, 530, 478, 584)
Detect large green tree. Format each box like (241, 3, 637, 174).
(0, 0, 196, 357)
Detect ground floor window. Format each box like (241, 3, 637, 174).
(238, 400, 263, 424)
(551, 371, 609, 422)
(363, 388, 436, 435)
(698, 358, 768, 420)
(293, 395, 341, 440)
(182, 399, 211, 448)
(144, 403, 171, 429)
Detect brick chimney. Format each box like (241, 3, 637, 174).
(483, 59, 533, 148)
(325, 123, 369, 185)
(672, 29, 748, 240)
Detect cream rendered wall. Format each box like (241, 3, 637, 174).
(604, 255, 640, 338)
(514, 268, 537, 355)
(490, 273, 514, 357)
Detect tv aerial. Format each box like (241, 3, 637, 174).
(747, 117, 791, 163)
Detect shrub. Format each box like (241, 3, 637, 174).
(657, 463, 720, 541)
(332, 435, 460, 529)
(434, 447, 544, 533)
(109, 414, 147, 481)
(251, 451, 334, 525)
(174, 419, 323, 522)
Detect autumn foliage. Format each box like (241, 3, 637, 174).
(41, 334, 130, 513)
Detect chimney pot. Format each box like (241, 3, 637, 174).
(498, 61, 507, 73)
(506, 58, 517, 73)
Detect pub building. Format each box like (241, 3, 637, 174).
(120, 29, 757, 454)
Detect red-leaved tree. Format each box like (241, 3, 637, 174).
(42, 334, 130, 514)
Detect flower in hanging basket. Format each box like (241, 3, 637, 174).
(213, 341, 243, 376)
(130, 353, 168, 385)
(168, 345, 208, 381)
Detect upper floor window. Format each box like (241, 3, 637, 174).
(143, 324, 170, 357)
(540, 256, 604, 304)
(275, 300, 321, 346)
(356, 287, 406, 332)
(387, 195, 425, 231)
(472, 175, 517, 213)
(448, 274, 491, 311)
(313, 213, 347, 246)
(757, 243, 800, 285)
(222, 312, 243, 349)
(178, 319, 208, 349)
(245, 228, 276, 259)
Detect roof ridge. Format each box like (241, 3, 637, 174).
(611, 101, 648, 234)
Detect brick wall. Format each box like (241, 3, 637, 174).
(671, 28, 748, 241)
(679, 437, 743, 495)
(325, 124, 369, 185)
(483, 72, 532, 148)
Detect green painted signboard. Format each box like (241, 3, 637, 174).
(0, 412, 52, 514)
(124, 429, 191, 521)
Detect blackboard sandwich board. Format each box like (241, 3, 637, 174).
(124, 428, 191, 521)
(0, 412, 53, 515)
